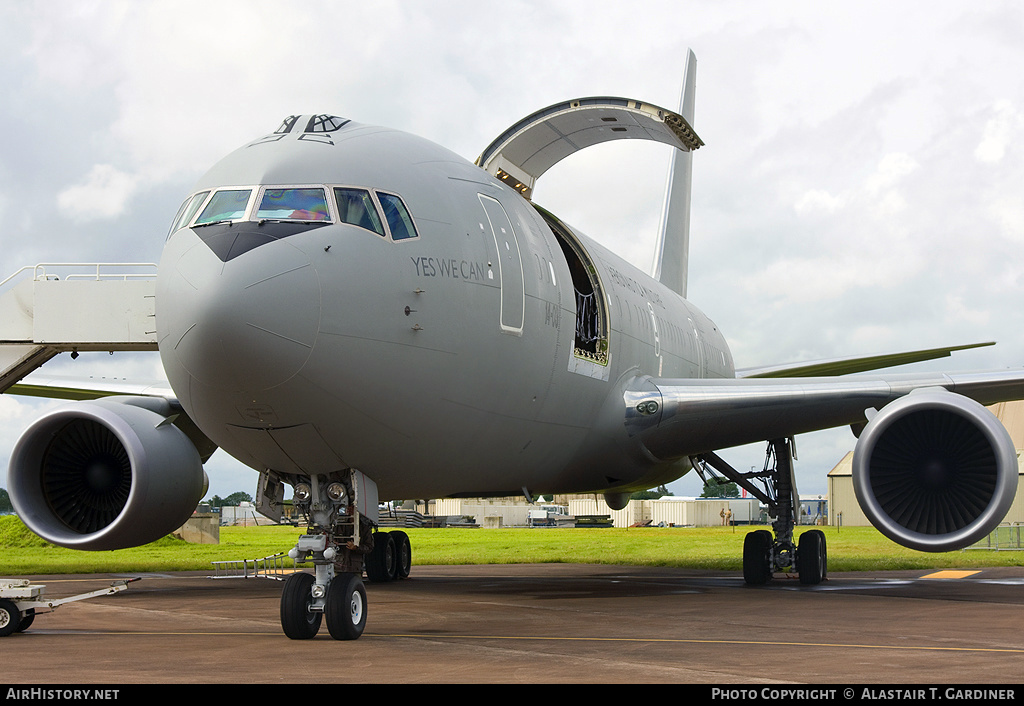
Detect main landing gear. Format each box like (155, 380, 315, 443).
(366, 529, 412, 582)
(694, 437, 827, 586)
(275, 470, 411, 640)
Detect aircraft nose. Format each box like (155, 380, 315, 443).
(157, 237, 320, 392)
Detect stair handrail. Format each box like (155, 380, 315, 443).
(0, 263, 158, 290)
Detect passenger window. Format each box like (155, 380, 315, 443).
(376, 192, 418, 240)
(168, 191, 210, 234)
(334, 187, 385, 236)
(195, 189, 252, 224)
(257, 187, 330, 222)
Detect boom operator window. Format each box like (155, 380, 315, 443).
(257, 187, 330, 222)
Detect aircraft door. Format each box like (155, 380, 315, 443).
(478, 195, 525, 334)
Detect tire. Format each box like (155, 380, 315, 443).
(809, 528, 828, 580)
(280, 572, 322, 639)
(15, 609, 34, 633)
(326, 573, 367, 640)
(365, 531, 397, 582)
(797, 529, 827, 585)
(0, 599, 21, 637)
(391, 530, 412, 579)
(743, 530, 773, 585)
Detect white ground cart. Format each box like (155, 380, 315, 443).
(0, 577, 139, 636)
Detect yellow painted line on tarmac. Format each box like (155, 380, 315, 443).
(372, 633, 1024, 653)
(28, 630, 1024, 654)
(30, 631, 278, 636)
(920, 570, 981, 579)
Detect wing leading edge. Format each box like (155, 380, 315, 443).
(624, 369, 1024, 461)
(6, 373, 174, 401)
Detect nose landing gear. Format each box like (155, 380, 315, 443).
(274, 469, 407, 641)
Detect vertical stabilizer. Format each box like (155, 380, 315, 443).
(652, 49, 697, 298)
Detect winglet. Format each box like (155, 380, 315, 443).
(652, 49, 697, 299)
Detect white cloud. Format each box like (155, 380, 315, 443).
(0, 395, 30, 423)
(985, 195, 1024, 243)
(865, 153, 918, 195)
(974, 100, 1022, 164)
(944, 293, 992, 328)
(794, 189, 845, 216)
(57, 164, 139, 222)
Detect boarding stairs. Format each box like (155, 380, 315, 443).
(0, 263, 158, 392)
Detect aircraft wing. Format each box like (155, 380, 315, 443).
(5, 372, 217, 463)
(734, 342, 996, 378)
(625, 369, 1024, 460)
(6, 373, 175, 401)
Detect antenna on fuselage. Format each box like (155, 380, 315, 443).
(651, 49, 697, 299)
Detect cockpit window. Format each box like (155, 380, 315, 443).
(195, 189, 252, 224)
(376, 192, 419, 240)
(334, 187, 385, 236)
(168, 191, 210, 234)
(178, 184, 420, 245)
(257, 187, 330, 222)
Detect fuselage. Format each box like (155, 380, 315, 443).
(156, 116, 733, 499)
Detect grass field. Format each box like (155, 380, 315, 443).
(2, 515, 1022, 575)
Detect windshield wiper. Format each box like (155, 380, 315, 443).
(259, 219, 329, 225)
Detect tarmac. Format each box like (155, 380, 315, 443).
(3, 564, 1024, 685)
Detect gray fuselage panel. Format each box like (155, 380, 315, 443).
(156, 121, 732, 498)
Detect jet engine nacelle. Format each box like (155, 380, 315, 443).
(8, 396, 208, 551)
(852, 388, 1017, 552)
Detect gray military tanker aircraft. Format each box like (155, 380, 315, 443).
(7, 52, 1024, 640)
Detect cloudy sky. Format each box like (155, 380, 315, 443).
(2, 0, 1024, 502)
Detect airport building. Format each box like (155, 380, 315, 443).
(421, 495, 761, 528)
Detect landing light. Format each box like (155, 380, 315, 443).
(326, 482, 347, 504)
(294, 483, 312, 502)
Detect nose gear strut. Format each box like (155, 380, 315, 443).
(270, 469, 411, 640)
